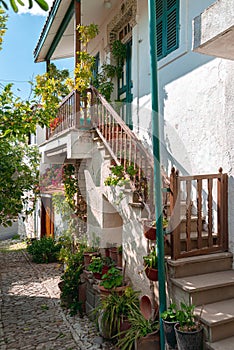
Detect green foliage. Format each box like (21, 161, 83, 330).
(143, 246, 158, 269)
(34, 63, 71, 124)
(0, 63, 71, 227)
(116, 307, 159, 350)
(0, 138, 40, 226)
(0, 7, 7, 51)
(75, 24, 99, 94)
(0, 0, 49, 13)
(62, 164, 78, 211)
(111, 40, 126, 67)
(100, 266, 123, 290)
(87, 256, 103, 274)
(52, 192, 73, 222)
(77, 23, 99, 47)
(176, 302, 201, 332)
(26, 237, 61, 263)
(60, 250, 84, 316)
(104, 164, 137, 186)
(98, 286, 140, 338)
(161, 303, 180, 322)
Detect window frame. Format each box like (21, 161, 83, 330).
(156, 0, 180, 61)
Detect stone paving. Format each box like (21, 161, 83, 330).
(0, 241, 116, 350)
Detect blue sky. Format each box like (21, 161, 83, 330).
(0, 5, 74, 100)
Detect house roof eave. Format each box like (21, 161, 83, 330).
(34, 0, 75, 63)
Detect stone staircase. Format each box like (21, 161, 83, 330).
(167, 252, 234, 349)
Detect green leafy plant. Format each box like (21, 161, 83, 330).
(161, 302, 180, 322)
(0, 7, 7, 51)
(87, 256, 103, 274)
(98, 286, 140, 338)
(116, 307, 159, 350)
(100, 267, 123, 290)
(0, 0, 49, 13)
(26, 237, 61, 263)
(176, 302, 202, 332)
(60, 250, 84, 316)
(104, 164, 137, 187)
(143, 246, 158, 269)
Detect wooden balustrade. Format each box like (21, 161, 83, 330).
(47, 89, 92, 138)
(46, 89, 229, 260)
(90, 86, 169, 213)
(170, 167, 228, 260)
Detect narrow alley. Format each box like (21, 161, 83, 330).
(0, 241, 114, 350)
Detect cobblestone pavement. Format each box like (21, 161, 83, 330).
(0, 242, 116, 350)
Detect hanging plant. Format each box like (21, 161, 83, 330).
(62, 164, 78, 211)
(111, 40, 126, 67)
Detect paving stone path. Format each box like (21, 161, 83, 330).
(0, 243, 115, 350)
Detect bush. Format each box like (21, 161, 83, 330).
(60, 251, 84, 315)
(26, 237, 61, 263)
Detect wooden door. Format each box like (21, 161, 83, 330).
(41, 196, 54, 238)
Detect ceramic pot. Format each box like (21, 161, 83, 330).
(135, 330, 160, 350)
(143, 223, 156, 240)
(145, 266, 158, 281)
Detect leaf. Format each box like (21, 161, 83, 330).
(17, 0, 25, 6)
(10, 0, 18, 12)
(34, 0, 49, 11)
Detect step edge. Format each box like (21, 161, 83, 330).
(167, 252, 233, 267)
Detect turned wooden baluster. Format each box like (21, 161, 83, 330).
(185, 180, 192, 253)
(207, 177, 213, 247)
(197, 178, 203, 249)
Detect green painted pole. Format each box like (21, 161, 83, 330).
(147, 1, 166, 349)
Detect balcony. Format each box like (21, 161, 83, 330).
(193, 0, 234, 60)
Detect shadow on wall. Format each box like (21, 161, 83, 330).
(0, 220, 18, 241)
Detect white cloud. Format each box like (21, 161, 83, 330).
(18, 0, 54, 16)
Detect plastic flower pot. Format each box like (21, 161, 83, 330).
(174, 323, 204, 350)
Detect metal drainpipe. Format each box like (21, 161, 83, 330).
(147, 1, 166, 349)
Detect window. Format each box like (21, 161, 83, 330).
(92, 53, 100, 81)
(156, 0, 179, 60)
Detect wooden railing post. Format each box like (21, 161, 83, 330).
(219, 168, 228, 250)
(170, 168, 180, 259)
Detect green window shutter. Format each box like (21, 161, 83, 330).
(156, 0, 179, 60)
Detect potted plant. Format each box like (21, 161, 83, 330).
(98, 267, 125, 296)
(143, 217, 168, 240)
(116, 306, 160, 350)
(87, 256, 104, 279)
(161, 302, 180, 349)
(83, 247, 100, 268)
(97, 286, 140, 339)
(101, 256, 115, 275)
(143, 246, 158, 281)
(174, 302, 204, 350)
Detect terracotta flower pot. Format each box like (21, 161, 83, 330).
(109, 247, 118, 263)
(98, 285, 127, 298)
(145, 266, 158, 281)
(93, 272, 102, 279)
(143, 223, 156, 240)
(135, 330, 160, 350)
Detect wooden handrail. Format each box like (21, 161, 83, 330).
(90, 86, 169, 216)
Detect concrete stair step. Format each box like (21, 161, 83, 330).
(167, 252, 233, 278)
(196, 299, 234, 343)
(206, 335, 234, 349)
(171, 270, 234, 305)
(166, 200, 193, 217)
